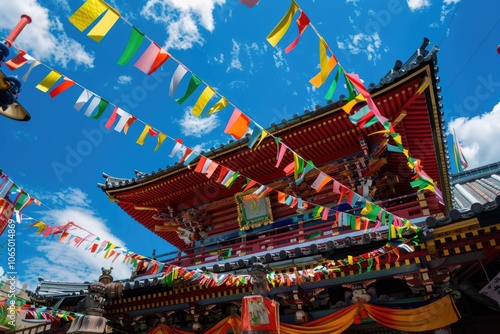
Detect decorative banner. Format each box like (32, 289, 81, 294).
(149, 48, 170, 75)
(207, 96, 228, 115)
(266, 0, 299, 47)
(68, 0, 109, 32)
(241, 296, 280, 333)
(169, 64, 189, 97)
(224, 108, 250, 139)
(117, 27, 145, 65)
(5, 49, 27, 70)
(0, 198, 14, 236)
(175, 74, 202, 104)
(87, 8, 120, 42)
(191, 86, 215, 117)
(284, 10, 310, 53)
(134, 42, 161, 74)
(74, 89, 93, 111)
(49, 77, 76, 98)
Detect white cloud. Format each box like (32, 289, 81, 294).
(141, 0, 226, 50)
(117, 75, 132, 85)
(337, 32, 383, 64)
(448, 102, 500, 169)
(272, 47, 289, 72)
(0, 0, 94, 68)
(20, 188, 133, 290)
(440, 0, 460, 23)
(179, 108, 220, 137)
(228, 80, 248, 89)
(213, 53, 225, 64)
(226, 39, 243, 72)
(406, 0, 431, 11)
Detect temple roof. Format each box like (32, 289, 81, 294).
(99, 39, 450, 251)
(451, 161, 500, 210)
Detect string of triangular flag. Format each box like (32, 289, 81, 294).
(0, 171, 41, 220)
(160, 236, 419, 289)
(0, 302, 79, 323)
(61, 0, 422, 237)
(266, 0, 443, 201)
(25, 220, 158, 269)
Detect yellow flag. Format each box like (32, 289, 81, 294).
(319, 37, 329, 83)
(341, 93, 366, 114)
(309, 55, 337, 88)
(207, 96, 228, 115)
(266, 0, 299, 47)
(155, 133, 167, 152)
(36, 71, 62, 93)
(87, 8, 120, 42)
(191, 86, 215, 117)
(69, 0, 109, 32)
(256, 130, 269, 148)
(136, 124, 152, 145)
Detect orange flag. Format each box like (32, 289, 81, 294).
(224, 108, 250, 139)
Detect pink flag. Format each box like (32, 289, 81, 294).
(134, 42, 161, 74)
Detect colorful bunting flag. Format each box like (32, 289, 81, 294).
(169, 64, 189, 97)
(49, 77, 76, 98)
(311, 171, 331, 192)
(176, 74, 202, 104)
(453, 128, 468, 172)
(149, 48, 170, 75)
(285, 10, 310, 53)
(5, 50, 27, 70)
(191, 86, 215, 116)
(324, 66, 342, 100)
(68, 0, 109, 32)
(310, 54, 338, 88)
(87, 8, 120, 42)
(224, 108, 250, 139)
(83, 95, 101, 117)
(21, 60, 40, 82)
(134, 42, 161, 74)
(266, 0, 299, 47)
(74, 89, 92, 111)
(207, 96, 228, 115)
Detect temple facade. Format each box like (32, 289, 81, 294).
(25, 40, 500, 333)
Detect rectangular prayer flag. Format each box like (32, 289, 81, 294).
(453, 128, 468, 172)
(169, 139, 183, 157)
(204, 161, 219, 178)
(169, 64, 188, 97)
(21, 60, 40, 82)
(224, 108, 250, 139)
(207, 96, 228, 115)
(311, 172, 331, 192)
(149, 48, 170, 75)
(134, 42, 161, 74)
(117, 27, 145, 65)
(136, 124, 153, 145)
(87, 8, 120, 42)
(176, 74, 202, 104)
(49, 77, 76, 98)
(194, 156, 208, 173)
(69, 0, 109, 32)
(266, 0, 299, 47)
(191, 86, 215, 117)
(341, 93, 366, 114)
(36, 70, 62, 93)
(74, 89, 92, 111)
(310, 55, 338, 88)
(5, 50, 27, 70)
(84, 95, 101, 117)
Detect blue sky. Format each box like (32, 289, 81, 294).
(0, 0, 499, 289)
